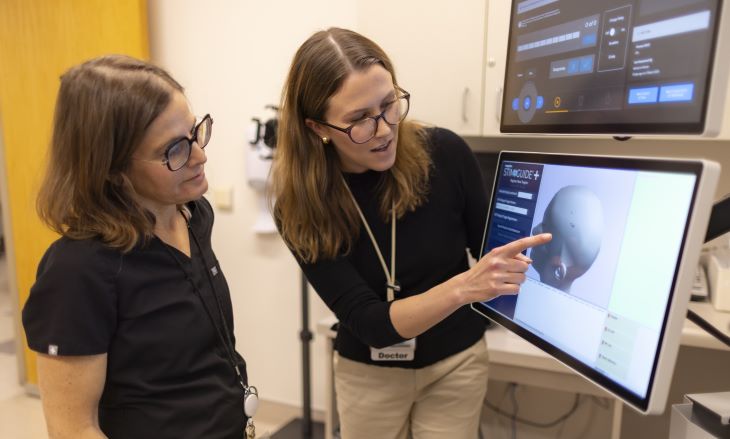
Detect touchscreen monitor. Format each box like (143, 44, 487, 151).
(472, 151, 719, 413)
(500, 0, 729, 135)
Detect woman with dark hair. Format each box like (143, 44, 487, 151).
(22, 55, 256, 439)
(272, 28, 550, 438)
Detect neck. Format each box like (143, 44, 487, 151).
(144, 203, 182, 235)
(136, 198, 190, 256)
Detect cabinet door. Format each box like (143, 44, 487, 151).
(357, 0, 486, 136)
(482, 0, 512, 136)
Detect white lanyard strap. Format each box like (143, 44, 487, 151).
(343, 178, 398, 302)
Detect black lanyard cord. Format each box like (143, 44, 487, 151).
(161, 211, 245, 387)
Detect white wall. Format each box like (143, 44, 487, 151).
(148, 0, 356, 410)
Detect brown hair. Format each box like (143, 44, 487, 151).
(37, 54, 184, 252)
(272, 28, 432, 263)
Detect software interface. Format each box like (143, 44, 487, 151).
(482, 160, 696, 397)
(502, 0, 720, 130)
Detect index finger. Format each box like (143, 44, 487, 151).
(494, 233, 552, 257)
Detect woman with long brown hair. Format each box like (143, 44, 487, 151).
(22, 55, 257, 439)
(272, 28, 551, 438)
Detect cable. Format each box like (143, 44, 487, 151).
(687, 309, 730, 347)
(484, 385, 582, 429)
(492, 382, 515, 439)
(589, 395, 611, 410)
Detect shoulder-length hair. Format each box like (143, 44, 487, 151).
(37, 55, 184, 252)
(272, 28, 432, 263)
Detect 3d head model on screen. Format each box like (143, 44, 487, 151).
(530, 185, 603, 292)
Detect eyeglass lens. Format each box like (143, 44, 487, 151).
(166, 116, 213, 171)
(349, 96, 409, 144)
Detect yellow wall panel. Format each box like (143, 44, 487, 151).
(0, 0, 149, 386)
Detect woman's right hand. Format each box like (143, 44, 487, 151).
(454, 233, 552, 304)
(390, 233, 552, 340)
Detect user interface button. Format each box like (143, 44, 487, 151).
(659, 83, 694, 103)
(628, 86, 659, 104)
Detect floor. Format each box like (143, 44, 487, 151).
(0, 253, 307, 438)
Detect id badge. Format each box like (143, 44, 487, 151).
(370, 338, 416, 361)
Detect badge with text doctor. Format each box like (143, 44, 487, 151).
(371, 338, 416, 361)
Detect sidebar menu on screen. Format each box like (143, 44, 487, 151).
(486, 161, 544, 252)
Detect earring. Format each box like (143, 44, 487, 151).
(321, 137, 330, 145)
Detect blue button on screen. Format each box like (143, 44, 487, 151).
(512, 98, 520, 111)
(582, 33, 597, 46)
(536, 96, 544, 109)
(628, 87, 659, 104)
(568, 60, 579, 74)
(580, 56, 594, 73)
(523, 96, 532, 110)
(659, 83, 694, 103)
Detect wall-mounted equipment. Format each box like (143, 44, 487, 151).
(245, 105, 278, 234)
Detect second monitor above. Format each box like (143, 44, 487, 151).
(500, 0, 729, 136)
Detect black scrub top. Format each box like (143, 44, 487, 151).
(22, 198, 247, 439)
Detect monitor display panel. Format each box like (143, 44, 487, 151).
(472, 151, 719, 414)
(500, 0, 728, 135)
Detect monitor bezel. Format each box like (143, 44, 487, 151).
(472, 151, 717, 414)
(498, 0, 728, 136)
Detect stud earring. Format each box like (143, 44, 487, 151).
(321, 137, 330, 145)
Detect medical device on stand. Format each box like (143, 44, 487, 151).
(246, 106, 278, 234)
(248, 106, 324, 439)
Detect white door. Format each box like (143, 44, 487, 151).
(482, 0, 512, 136)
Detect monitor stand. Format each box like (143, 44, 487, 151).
(705, 194, 730, 243)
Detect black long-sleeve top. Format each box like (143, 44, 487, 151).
(299, 127, 489, 368)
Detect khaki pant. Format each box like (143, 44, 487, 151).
(333, 336, 489, 439)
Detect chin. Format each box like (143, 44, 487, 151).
(376, 155, 397, 172)
(183, 179, 208, 202)
(370, 149, 398, 172)
(196, 181, 209, 199)
(371, 162, 396, 172)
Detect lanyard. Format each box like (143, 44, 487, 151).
(162, 211, 246, 388)
(163, 209, 259, 437)
(343, 178, 399, 302)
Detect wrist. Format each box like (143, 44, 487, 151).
(447, 274, 470, 308)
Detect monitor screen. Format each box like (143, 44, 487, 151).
(500, 0, 727, 135)
(472, 151, 719, 414)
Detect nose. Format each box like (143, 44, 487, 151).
(374, 115, 392, 139)
(188, 141, 207, 167)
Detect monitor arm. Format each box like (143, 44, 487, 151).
(704, 193, 730, 243)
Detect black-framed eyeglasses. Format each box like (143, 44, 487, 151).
(160, 114, 213, 171)
(314, 86, 410, 144)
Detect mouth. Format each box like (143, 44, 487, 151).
(187, 170, 205, 182)
(370, 140, 392, 153)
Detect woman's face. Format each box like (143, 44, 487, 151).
(309, 65, 400, 173)
(127, 91, 208, 212)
